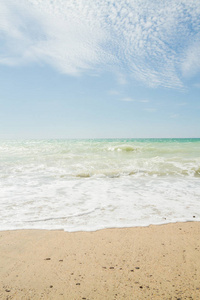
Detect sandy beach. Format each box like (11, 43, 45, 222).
(0, 222, 199, 299)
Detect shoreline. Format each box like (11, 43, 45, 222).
(1, 218, 198, 233)
(0, 222, 200, 299)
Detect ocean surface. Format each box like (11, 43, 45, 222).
(0, 138, 200, 231)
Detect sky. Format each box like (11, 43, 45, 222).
(0, 0, 200, 139)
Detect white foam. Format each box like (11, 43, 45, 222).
(0, 139, 200, 231)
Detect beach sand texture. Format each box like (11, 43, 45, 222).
(0, 222, 200, 299)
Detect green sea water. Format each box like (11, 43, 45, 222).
(0, 138, 200, 231)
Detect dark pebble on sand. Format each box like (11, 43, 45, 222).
(5, 289, 10, 292)
(135, 267, 140, 269)
(76, 283, 80, 285)
(110, 267, 114, 269)
(59, 260, 63, 262)
(130, 270, 134, 272)
(140, 286, 143, 289)
(49, 285, 53, 288)
(45, 258, 51, 260)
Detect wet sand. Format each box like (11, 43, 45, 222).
(0, 222, 200, 299)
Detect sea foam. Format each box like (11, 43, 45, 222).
(0, 138, 200, 231)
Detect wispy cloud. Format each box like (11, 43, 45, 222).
(120, 97, 150, 103)
(181, 40, 200, 78)
(121, 97, 135, 102)
(0, 0, 200, 88)
(0, 0, 115, 74)
(140, 99, 149, 103)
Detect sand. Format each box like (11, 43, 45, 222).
(0, 222, 200, 300)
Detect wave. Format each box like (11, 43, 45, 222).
(107, 145, 140, 152)
(76, 173, 91, 178)
(195, 167, 200, 177)
(1, 139, 200, 180)
(74, 165, 200, 178)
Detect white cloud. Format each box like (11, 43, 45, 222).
(121, 97, 150, 103)
(121, 97, 135, 102)
(140, 99, 149, 103)
(181, 39, 200, 78)
(0, 0, 200, 88)
(0, 0, 115, 74)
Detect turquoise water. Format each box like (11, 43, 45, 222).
(0, 138, 200, 231)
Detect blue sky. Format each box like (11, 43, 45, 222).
(0, 0, 200, 138)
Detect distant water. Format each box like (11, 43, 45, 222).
(0, 138, 200, 231)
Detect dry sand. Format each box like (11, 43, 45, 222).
(0, 222, 200, 299)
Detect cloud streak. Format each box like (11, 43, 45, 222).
(0, 0, 200, 88)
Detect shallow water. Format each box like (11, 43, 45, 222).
(0, 138, 200, 231)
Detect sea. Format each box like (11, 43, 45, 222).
(0, 138, 200, 232)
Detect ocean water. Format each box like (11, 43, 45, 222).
(0, 138, 200, 231)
